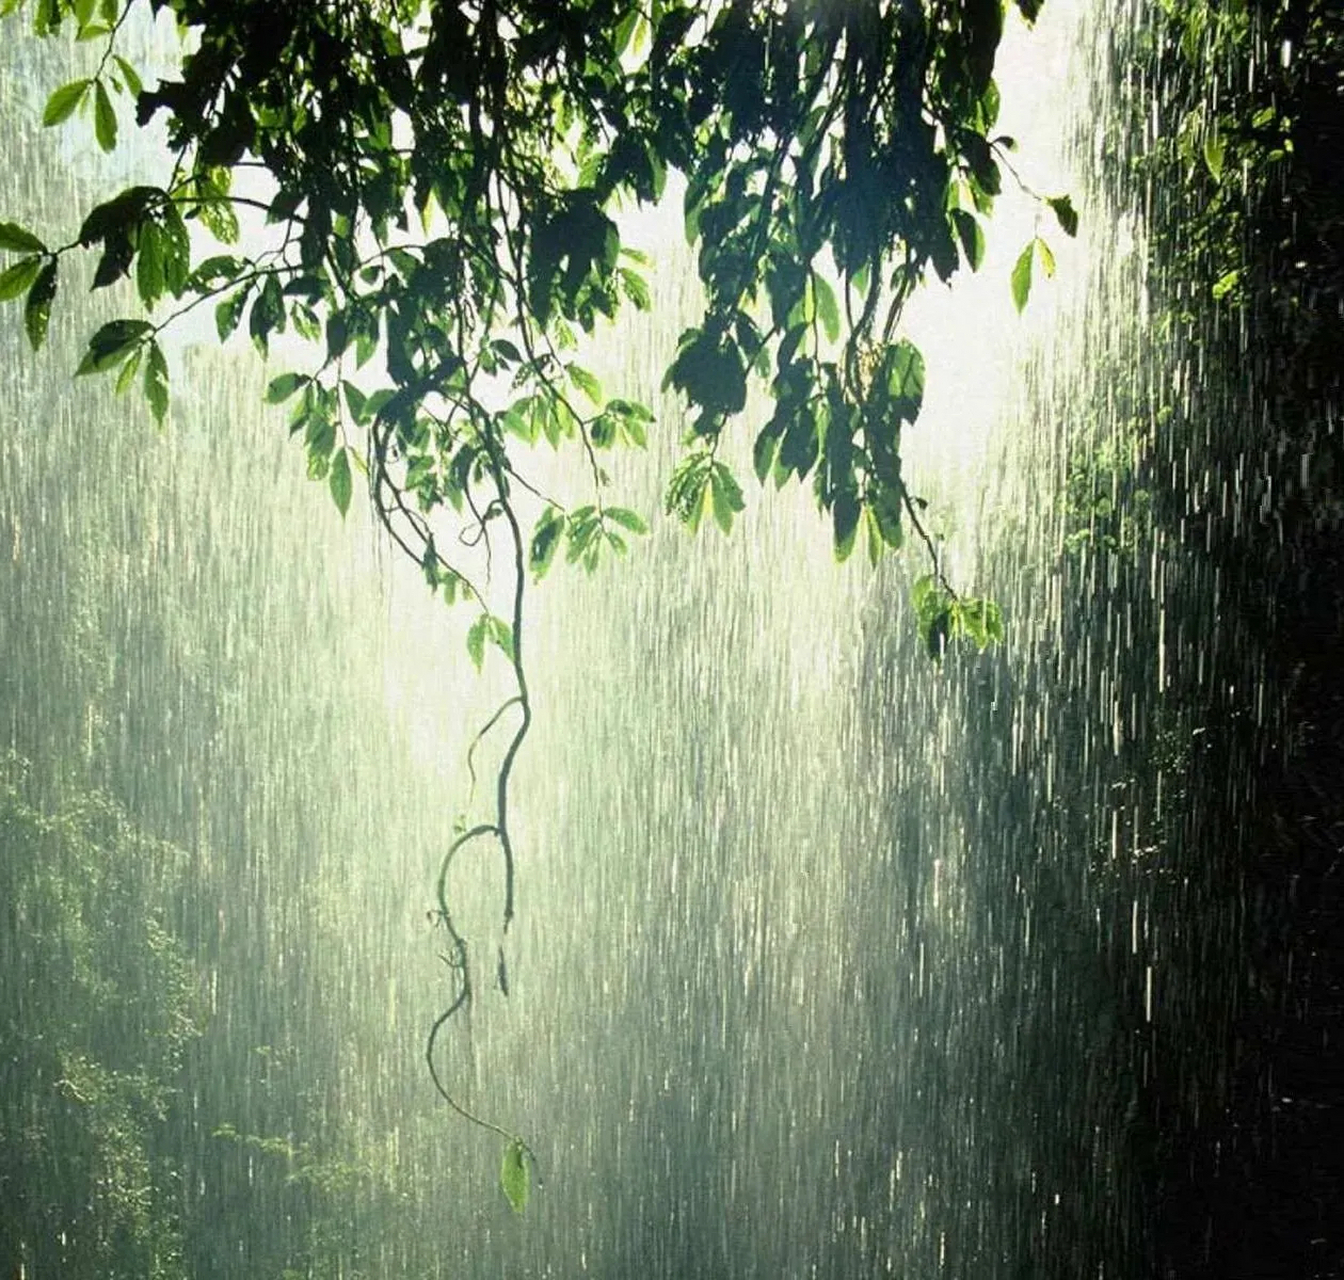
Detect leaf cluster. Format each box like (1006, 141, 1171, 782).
(0, 0, 1071, 650)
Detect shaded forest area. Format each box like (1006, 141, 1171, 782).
(1131, 0, 1344, 1274)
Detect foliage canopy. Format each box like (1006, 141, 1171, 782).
(1, 0, 1067, 1196)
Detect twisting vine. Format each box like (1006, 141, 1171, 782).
(0, 0, 1077, 1210)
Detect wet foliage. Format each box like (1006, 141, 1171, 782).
(0, 0, 1059, 1184)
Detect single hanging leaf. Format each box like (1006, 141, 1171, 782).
(951, 209, 985, 270)
(1202, 128, 1225, 182)
(136, 219, 165, 308)
(266, 371, 308, 404)
(500, 1139, 530, 1215)
(43, 79, 90, 127)
(328, 447, 353, 517)
(1010, 242, 1033, 312)
(1047, 194, 1079, 237)
(113, 55, 143, 98)
(143, 339, 169, 424)
(812, 273, 841, 343)
(93, 79, 116, 152)
(1034, 236, 1056, 279)
(567, 362, 602, 406)
(24, 259, 57, 351)
(466, 615, 488, 672)
(529, 509, 563, 579)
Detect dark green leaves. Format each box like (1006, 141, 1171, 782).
(529, 508, 564, 580)
(93, 79, 116, 152)
(877, 340, 926, 423)
(500, 1139, 529, 1215)
(1047, 194, 1079, 238)
(23, 258, 57, 351)
(266, 372, 309, 404)
(249, 275, 285, 356)
(832, 490, 860, 561)
(665, 452, 743, 535)
(75, 318, 152, 375)
(215, 282, 254, 341)
(665, 328, 746, 420)
(951, 209, 985, 271)
(708, 461, 744, 534)
(143, 340, 169, 424)
(812, 274, 840, 343)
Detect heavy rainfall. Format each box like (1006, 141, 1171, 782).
(1, 0, 1340, 1277)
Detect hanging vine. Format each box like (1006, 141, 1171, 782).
(0, 0, 1078, 1205)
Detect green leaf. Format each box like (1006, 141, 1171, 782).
(158, 203, 190, 296)
(342, 380, 370, 424)
(951, 209, 985, 270)
(134, 220, 164, 308)
(812, 273, 840, 343)
(24, 258, 57, 351)
(466, 615, 488, 671)
(42, 79, 90, 127)
(1010, 242, 1033, 312)
(250, 275, 285, 356)
(0, 256, 41, 302)
(709, 462, 745, 535)
(266, 372, 308, 404)
(113, 55, 143, 98)
(328, 447, 353, 517)
(500, 1139, 529, 1215)
(114, 346, 141, 394)
(216, 282, 254, 341)
(76, 318, 151, 375)
(605, 506, 648, 535)
(1211, 269, 1240, 301)
(188, 254, 244, 289)
(753, 420, 782, 482)
(666, 329, 746, 417)
(0, 222, 46, 254)
(833, 491, 860, 561)
(876, 339, 925, 424)
(93, 78, 116, 152)
(955, 597, 1005, 650)
(1202, 128, 1225, 182)
(618, 265, 650, 310)
(1047, 194, 1079, 237)
(567, 362, 603, 405)
(911, 573, 939, 617)
(1034, 236, 1056, 279)
(529, 509, 564, 579)
(487, 616, 515, 663)
(143, 340, 169, 424)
